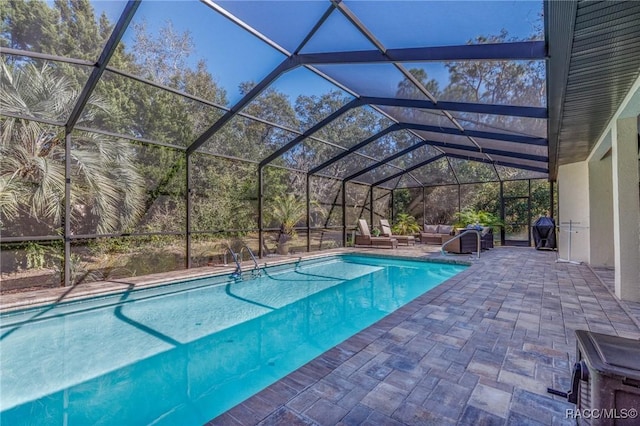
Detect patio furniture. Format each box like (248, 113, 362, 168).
(420, 224, 455, 245)
(480, 227, 494, 249)
(444, 227, 493, 253)
(442, 231, 477, 254)
(379, 219, 415, 246)
(354, 219, 398, 249)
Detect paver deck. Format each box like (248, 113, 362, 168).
(3, 246, 639, 425)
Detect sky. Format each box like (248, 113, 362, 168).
(90, 0, 544, 105)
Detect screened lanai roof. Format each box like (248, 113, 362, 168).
(2, 0, 554, 189)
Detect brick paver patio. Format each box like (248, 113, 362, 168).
(207, 247, 640, 426)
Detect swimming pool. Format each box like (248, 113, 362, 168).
(0, 254, 466, 425)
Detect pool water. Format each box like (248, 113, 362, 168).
(0, 254, 466, 425)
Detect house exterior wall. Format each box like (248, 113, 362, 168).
(557, 162, 590, 263)
(588, 148, 615, 267)
(611, 116, 640, 302)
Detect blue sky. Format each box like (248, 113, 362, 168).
(91, 0, 543, 105)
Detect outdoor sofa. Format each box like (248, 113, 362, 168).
(420, 224, 455, 245)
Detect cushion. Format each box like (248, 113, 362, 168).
(423, 224, 439, 233)
(358, 219, 370, 235)
(380, 223, 392, 235)
(437, 225, 453, 235)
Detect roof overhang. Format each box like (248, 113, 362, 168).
(547, 0, 640, 180)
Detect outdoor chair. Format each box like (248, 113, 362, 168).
(480, 227, 494, 250)
(354, 219, 398, 249)
(379, 219, 415, 246)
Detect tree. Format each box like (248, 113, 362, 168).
(88, 20, 229, 236)
(391, 213, 420, 235)
(443, 31, 546, 137)
(0, 59, 146, 235)
(1, 0, 59, 54)
(296, 91, 389, 178)
(2, 0, 111, 89)
(190, 154, 257, 232)
(396, 68, 441, 100)
(387, 68, 448, 128)
(310, 176, 343, 228)
(130, 19, 193, 86)
(393, 188, 412, 215)
(54, 0, 106, 61)
(213, 82, 301, 162)
(268, 194, 306, 236)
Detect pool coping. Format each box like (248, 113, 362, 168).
(0, 248, 470, 314)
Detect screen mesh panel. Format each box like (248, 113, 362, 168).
(70, 131, 186, 236)
(424, 185, 459, 225)
(116, 0, 286, 106)
(190, 153, 257, 232)
(198, 115, 300, 163)
(310, 175, 343, 228)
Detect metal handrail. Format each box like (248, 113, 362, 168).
(239, 244, 260, 272)
(222, 244, 242, 277)
(441, 229, 482, 259)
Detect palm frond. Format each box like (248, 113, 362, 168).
(269, 194, 306, 236)
(1, 59, 145, 234)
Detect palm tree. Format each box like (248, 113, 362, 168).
(268, 194, 306, 237)
(0, 58, 145, 235)
(391, 213, 421, 235)
(267, 194, 306, 254)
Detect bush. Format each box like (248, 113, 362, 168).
(453, 208, 503, 228)
(391, 213, 421, 235)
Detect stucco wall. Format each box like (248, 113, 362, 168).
(557, 162, 590, 263)
(588, 152, 614, 267)
(611, 117, 640, 301)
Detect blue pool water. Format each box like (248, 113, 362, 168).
(0, 254, 466, 425)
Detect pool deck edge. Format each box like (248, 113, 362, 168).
(0, 246, 459, 313)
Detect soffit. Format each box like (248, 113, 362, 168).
(548, 0, 640, 179)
